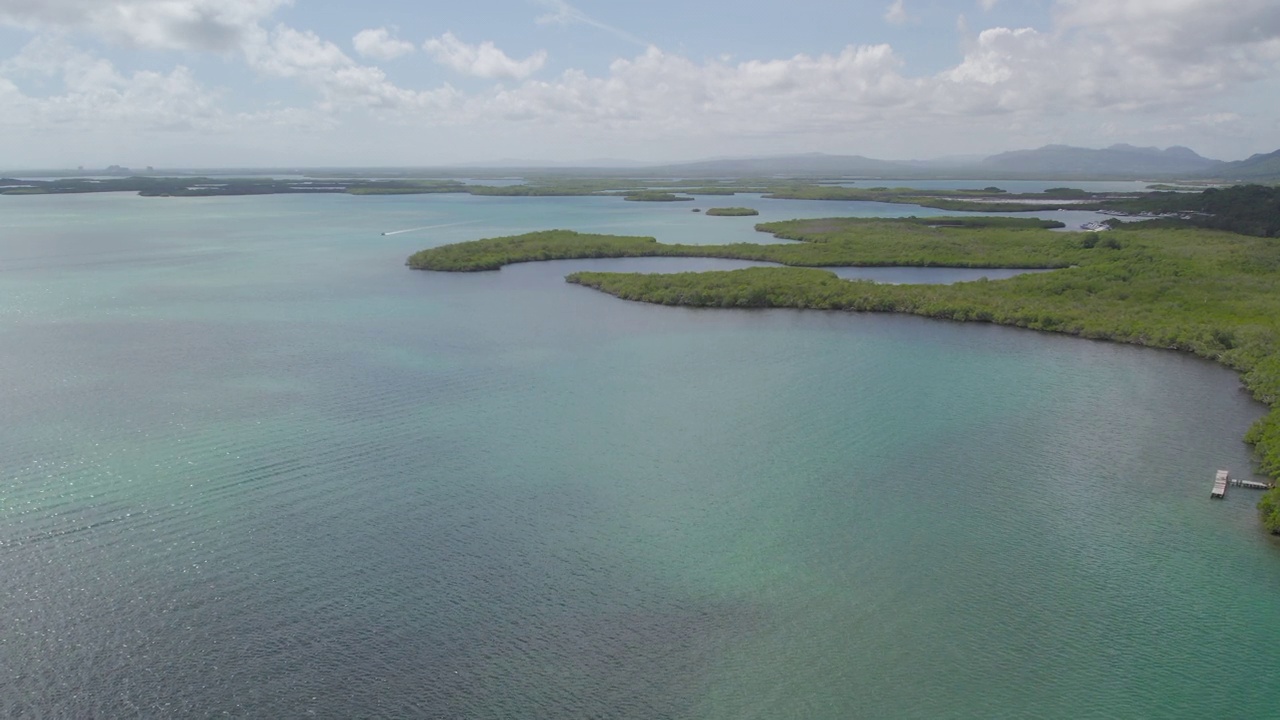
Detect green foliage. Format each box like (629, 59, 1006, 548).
(0, 176, 472, 197)
(763, 185, 1109, 213)
(5, 174, 1272, 237)
(569, 267, 854, 308)
(760, 216, 1065, 232)
(0, 175, 757, 199)
(1146, 184, 1215, 192)
(704, 207, 760, 216)
(682, 188, 741, 195)
(1259, 489, 1280, 534)
(406, 230, 665, 271)
(407, 217, 1081, 272)
(346, 183, 463, 195)
(622, 191, 695, 202)
(1106, 184, 1280, 237)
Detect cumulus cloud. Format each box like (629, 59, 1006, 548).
(246, 26, 454, 112)
(1055, 0, 1280, 68)
(0, 35, 223, 130)
(0, 0, 290, 52)
(353, 27, 414, 61)
(0, 2, 454, 128)
(476, 45, 915, 134)
(884, 0, 911, 25)
(934, 0, 1280, 116)
(1, 0, 1278, 161)
(1055, 0, 1280, 43)
(442, 0, 1280, 145)
(424, 32, 547, 80)
(936, 27, 1058, 112)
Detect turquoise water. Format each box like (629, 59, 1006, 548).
(2, 193, 1278, 717)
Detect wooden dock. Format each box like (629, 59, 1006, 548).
(1230, 477, 1275, 491)
(1211, 469, 1228, 499)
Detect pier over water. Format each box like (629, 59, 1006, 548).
(1211, 470, 1229, 499)
(1212, 469, 1275, 498)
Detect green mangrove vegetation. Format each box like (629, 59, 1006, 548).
(761, 184, 1117, 212)
(405, 217, 1072, 272)
(622, 191, 695, 202)
(0, 175, 771, 199)
(705, 207, 760, 216)
(1105, 184, 1280, 238)
(679, 187, 743, 195)
(0, 173, 1128, 210)
(0, 176, 473, 197)
(407, 230, 676, 271)
(409, 206, 1280, 532)
(1, 172, 1268, 235)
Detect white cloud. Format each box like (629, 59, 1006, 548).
(475, 45, 915, 134)
(1, 0, 1279, 163)
(978, 0, 999, 10)
(937, 27, 1056, 112)
(0, 36, 224, 131)
(933, 0, 1280, 117)
(884, 0, 911, 25)
(245, 26, 347, 78)
(0, 3, 455, 133)
(245, 26, 453, 112)
(1055, 0, 1280, 41)
(0, 0, 291, 52)
(353, 27, 414, 61)
(1055, 0, 1280, 69)
(444, 0, 1280, 150)
(1196, 112, 1243, 126)
(424, 32, 547, 80)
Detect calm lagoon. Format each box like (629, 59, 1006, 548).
(2, 192, 1278, 718)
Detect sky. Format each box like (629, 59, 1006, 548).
(0, 0, 1278, 168)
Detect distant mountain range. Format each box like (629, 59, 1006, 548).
(977, 144, 1225, 178)
(627, 144, 1279, 181)
(641, 152, 908, 177)
(1221, 149, 1280, 181)
(10, 145, 1278, 182)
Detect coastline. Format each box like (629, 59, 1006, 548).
(412, 219, 1280, 532)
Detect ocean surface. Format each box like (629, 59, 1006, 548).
(2, 192, 1279, 718)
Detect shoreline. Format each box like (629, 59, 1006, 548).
(411, 218, 1280, 532)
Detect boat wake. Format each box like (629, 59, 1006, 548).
(382, 221, 479, 236)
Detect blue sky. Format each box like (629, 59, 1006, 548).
(0, 0, 1277, 168)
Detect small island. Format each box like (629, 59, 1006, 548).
(3, 174, 1271, 236)
(705, 207, 760, 216)
(622, 191, 695, 202)
(405, 217, 1068, 272)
